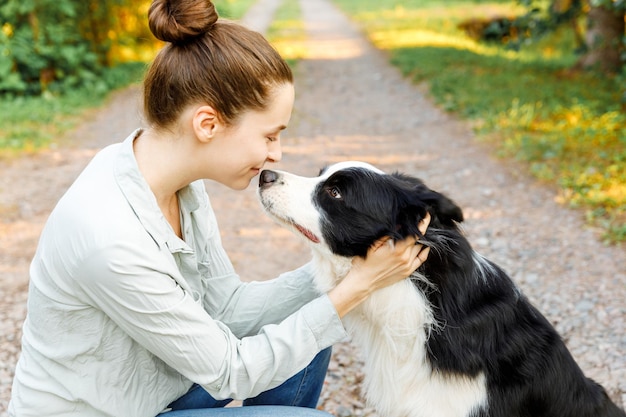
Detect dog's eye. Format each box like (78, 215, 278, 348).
(327, 187, 342, 199)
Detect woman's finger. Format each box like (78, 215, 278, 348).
(418, 212, 431, 236)
(411, 246, 430, 270)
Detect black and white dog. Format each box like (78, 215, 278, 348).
(257, 161, 625, 417)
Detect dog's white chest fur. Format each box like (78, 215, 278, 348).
(313, 255, 487, 417)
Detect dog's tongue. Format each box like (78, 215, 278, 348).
(295, 224, 320, 243)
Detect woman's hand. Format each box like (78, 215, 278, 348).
(328, 213, 431, 317)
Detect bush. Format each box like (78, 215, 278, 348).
(0, 0, 107, 96)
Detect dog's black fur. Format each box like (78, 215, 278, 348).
(315, 166, 625, 417)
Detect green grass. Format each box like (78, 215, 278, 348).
(332, 0, 626, 243)
(0, 62, 146, 156)
(215, 0, 257, 19)
(266, 0, 306, 67)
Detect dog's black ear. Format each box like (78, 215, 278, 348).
(391, 173, 463, 230)
(423, 189, 464, 227)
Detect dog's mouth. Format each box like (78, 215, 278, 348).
(293, 223, 320, 244)
(261, 202, 321, 244)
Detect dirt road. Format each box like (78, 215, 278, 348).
(1, 0, 624, 414)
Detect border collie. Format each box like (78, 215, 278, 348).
(257, 161, 625, 417)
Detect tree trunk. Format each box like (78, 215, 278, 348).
(575, 5, 625, 73)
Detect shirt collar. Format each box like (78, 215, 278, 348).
(114, 129, 205, 252)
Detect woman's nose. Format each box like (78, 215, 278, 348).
(267, 142, 282, 163)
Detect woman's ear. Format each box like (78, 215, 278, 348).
(192, 105, 221, 143)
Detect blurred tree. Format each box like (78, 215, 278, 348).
(0, 0, 154, 96)
(575, 1, 625, 72)
(0, 0, 99, 95)
(517, 0, 625, 73)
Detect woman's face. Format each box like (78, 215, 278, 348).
(207, 83, 295, 190)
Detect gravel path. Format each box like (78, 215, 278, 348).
(1, 0, 624, 415)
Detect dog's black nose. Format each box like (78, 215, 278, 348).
(259, 170, 278, 188)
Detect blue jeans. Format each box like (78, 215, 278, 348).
(163, 348, 332, 416)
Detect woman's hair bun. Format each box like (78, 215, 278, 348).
(148, 0, 218, 44)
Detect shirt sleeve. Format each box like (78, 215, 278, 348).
(203, 262, 323, 338)
(196, 193, 324, 339)
(74, 241, 348, 400)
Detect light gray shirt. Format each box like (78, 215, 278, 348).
(9, 130, 347, 417)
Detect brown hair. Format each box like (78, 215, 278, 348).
(144, 0, 293, 128)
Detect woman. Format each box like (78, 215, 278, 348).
(8, 1, 430, 416)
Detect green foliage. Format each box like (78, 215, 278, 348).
(0, 0, 153, 97)
(589, 0, 625, 10)
(214, 0, 258, 19)
(332, 0, 626, 242)
(0, 0, 99, 95)
(513, 0, 625, 73)
(509, 0, 584, 50)
(0, 62, 145, 155)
